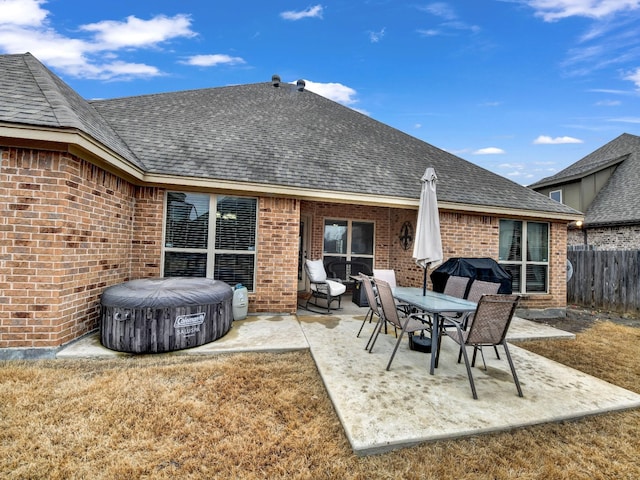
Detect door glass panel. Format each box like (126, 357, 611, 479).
(351, 222, 374, 255)
(324, 220, 348, 254)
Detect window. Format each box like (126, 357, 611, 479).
(499, 219, 549, 294)
(549, 190, 562, 203)
(323, 219, 374, 273)
(163, 192, 257, 290)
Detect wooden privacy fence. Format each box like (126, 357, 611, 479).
(567, 248, 640, 315)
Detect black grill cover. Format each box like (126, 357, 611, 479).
(430, 257, 512, 295)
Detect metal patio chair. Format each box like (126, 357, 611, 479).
(369, 279, 432, 371)
(304, 259, 346, 314)
(444, 294, 523, 400)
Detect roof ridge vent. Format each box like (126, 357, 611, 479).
(272, 74, 281, 87)
(296, 79, 305, 92)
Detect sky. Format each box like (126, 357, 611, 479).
(1, 1, 640, 186)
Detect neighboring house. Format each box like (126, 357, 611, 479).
(1, 53, 580, 359)
(530, 133, 640, 250)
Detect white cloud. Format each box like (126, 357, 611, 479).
(533, 135, 583, 144)
(97, 61, 161, 80)
(499, 162, 525, 169)
(280, 5, 323, 21)
(0, 0, 48, 26)
(182, 54, 246, 67)
(79, 14, 195, 50)
(417, 29, 441, 37)
(624, 66, 640, 88)
(473, 147, 505, 155)
(595, 99, 622, 106)
(0, 3, 198, 80)
(418, 3, 480, 35)
(608, 116, 640, 123)
(300, 79, 358, 105)
(421, 3, 458, 21)
(525, 0, 640, 22)
(369, 28, 386, 43)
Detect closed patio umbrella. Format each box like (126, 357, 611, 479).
(413, 167, 443, 295)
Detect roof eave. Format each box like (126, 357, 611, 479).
(530, 155, 628, 189)
(146, 172, 583, 222)
(0, 123, 145, 183)
(1, 123, 582, 223)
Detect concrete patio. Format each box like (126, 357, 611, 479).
(57, 300, 640, 456)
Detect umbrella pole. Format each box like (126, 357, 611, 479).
(422, 267, 427, 296)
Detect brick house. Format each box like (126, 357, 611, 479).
(1, 53, 580, 359)
(530, 133, 640, 250)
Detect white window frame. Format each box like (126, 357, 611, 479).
(549, 190, 562, 203)
(161, 192, 258, 291)
(322, 218, 375, 266)
(498, 219, 550, 294)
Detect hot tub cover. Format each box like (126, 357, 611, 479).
(101, 277, 233, 309)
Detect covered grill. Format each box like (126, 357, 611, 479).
(430, 257, 512, 296)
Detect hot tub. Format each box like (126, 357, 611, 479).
(100, 277, 233, 353)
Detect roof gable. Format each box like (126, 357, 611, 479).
(0, 53, 143, 169)
(530, 133, 640, 187)
(530, 133, 640, 226)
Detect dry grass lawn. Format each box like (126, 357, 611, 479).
(1, 321, 639, 479)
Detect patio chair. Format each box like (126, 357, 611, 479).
(462, 280, 502, 359)
(357, 274, 380, 338)
(444, 294, 522, 400)
(358, 274, 399, 348)
(369, 278, 432, 371)
(372, 269, 411, 314)
(428, 275, 472, 353)
(443, 275, 470, 298)
(304, 259, 346, 314)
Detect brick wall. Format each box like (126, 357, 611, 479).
(568, 225, 640, 250)
(1, 144, 571, 352)
(254, 197, 300, 313)
(300, 201, 391, 267)
(1, 147, 136, 350)
(131, 187, 163, 278)
(300, 203, 567, 311)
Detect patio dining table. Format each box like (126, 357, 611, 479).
(392, 287, 477, 375)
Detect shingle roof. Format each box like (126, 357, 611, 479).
(0, 53, 143, 169)
(1, 53, 578, 217)
(530, 133, 640, 226)
(90, 82, 577, 216)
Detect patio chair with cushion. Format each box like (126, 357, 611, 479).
(304, 259, 347, 314)
(369, 278, 432, 371)
(444, 294, 522, 400)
